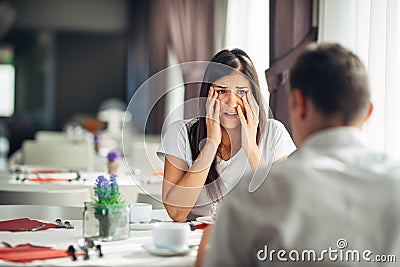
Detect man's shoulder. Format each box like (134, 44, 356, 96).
(232, 147, 328, 199)
(227, 160, 303, 205)
(230, 143, 400, 204)
(246, 145, 400, 197)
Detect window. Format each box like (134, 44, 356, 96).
(0, 64, 15, 117)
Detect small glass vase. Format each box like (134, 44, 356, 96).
(83, 202, 130, 242)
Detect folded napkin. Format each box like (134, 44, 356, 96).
(29, 169, 65, 174)
(20, 172, 79, 183)
(25, 177, 71, 183)
(195, 223, 208, 230)
(0, 244, 78, 263)
(0, 218, 57, 232)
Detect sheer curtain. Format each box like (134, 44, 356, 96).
(319, 0, 400, 160)
(224, 0, 270, 101)
(163, 0, 269, 126)
(163, 0, 215, 119)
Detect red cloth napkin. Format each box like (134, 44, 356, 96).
(30, 169, 64, 174)
(195, 223, 209, 230)
(0, 218, 57, 232)
(0, 244, 79, 263)
(25, 177, 70, 183)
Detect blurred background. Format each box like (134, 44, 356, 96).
(0, 0, 399, 167)
(0, 0, 272, 160)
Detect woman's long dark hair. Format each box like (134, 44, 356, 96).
(188, 49, 267, 201)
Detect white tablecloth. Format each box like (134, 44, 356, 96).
(0, 171, 162, 204)
(0, 209, 203, 266)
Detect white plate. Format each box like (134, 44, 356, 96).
(196, 216, 213, 224)
(143, 243, 191, 256)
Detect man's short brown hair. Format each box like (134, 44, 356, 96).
(290, 43, 370, 124)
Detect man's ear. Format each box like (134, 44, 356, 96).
(364, 102, 373, 122)
(291, 89, 307, 120)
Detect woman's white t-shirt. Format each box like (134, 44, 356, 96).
(157, 119, 296, 216)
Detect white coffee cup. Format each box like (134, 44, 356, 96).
(129, 203, 152, 223)
(152, 222, 190, 250)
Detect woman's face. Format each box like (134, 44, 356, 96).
(212, 73, 252, 130)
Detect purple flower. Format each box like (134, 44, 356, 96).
(110, 174, 117, 184)
(107, 150, 121, 161)
(95, 175, 109, 189)
(110, 174, 119, 190)
(94, 174, 123, 208)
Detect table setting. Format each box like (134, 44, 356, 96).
(4, 148, 163, 186)
(0, 173, 205, 266)
(0, 169, 162, 205)
(0, 208, 205, 266)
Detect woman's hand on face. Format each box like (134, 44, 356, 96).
(206, 86, 222, 146)
(237, 91, 259, 154)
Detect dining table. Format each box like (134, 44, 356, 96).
(0, 170, 163, 204)
(0, 206, 204, 266)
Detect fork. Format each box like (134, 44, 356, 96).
(186, 221, 196, 231)
(2, 224, 46, 232)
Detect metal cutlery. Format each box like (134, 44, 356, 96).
(77, 237, 103, 260)
(186, 220, 208, 231)
(55, 218, 74, 229)
(187, 221, 196, 231)
(67, 245, 77, 261)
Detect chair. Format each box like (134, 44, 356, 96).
(130, 141, 163, 173)
(0, 187, 91, 207)
(34, 131, 67, 142)
(21, 139, 95, 171)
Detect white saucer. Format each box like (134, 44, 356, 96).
(143, 243, 191, 256)
(196, 216, 213, 224)
(130, 222, 153, 230)
(130, 219, 161, 230)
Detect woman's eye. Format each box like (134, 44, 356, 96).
(237, 90, 247, 95)
(216, 89, 227, 94)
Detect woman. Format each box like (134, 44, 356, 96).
(157, 49, 296, 222)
